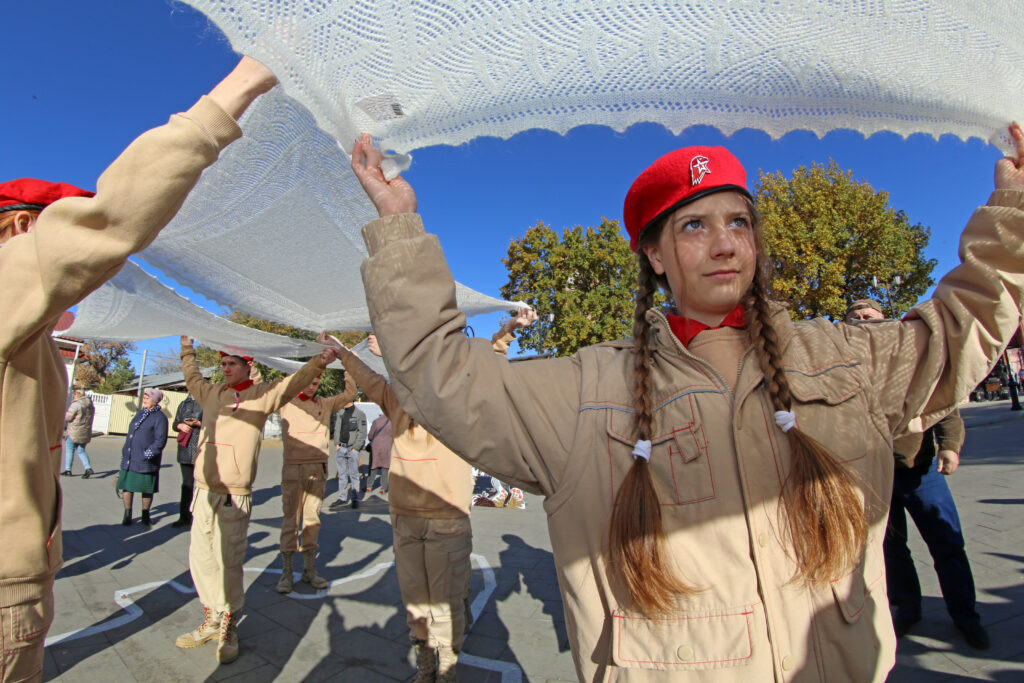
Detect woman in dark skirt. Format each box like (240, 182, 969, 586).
(118, 388, 169, 526)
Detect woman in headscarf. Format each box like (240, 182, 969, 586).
(117, 388, 169, 526)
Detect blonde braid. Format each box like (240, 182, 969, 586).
(748, 275, 867, 583)
(608, 255, 695, 616)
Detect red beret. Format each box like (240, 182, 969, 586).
(0, 178, 94, 213)
(623, 146, 751, 252)
(219, 351, 254, 363)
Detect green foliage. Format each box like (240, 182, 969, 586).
(755, 161, 936, 320)
(501, 218, 648, 356)
(191, 313, 365, 398)
(75, 341, 136, 391)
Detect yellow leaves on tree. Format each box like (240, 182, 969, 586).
(756, 161, 935, 320)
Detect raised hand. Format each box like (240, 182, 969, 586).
(320, 347, 339, 365)
(351, 133, 417, 217)
(317, 331, 345, 351)
(207, 56, 278, 120)
(180, 335, 193, 346)
(995, 122, 1024, 192)
(512, 307, 539, 329)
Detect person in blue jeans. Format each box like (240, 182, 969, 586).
(886, 408, 987, 649)
(62, 389, 95, 478)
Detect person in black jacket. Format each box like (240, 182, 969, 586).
(117, 388, 169, 526)
(171, 394, 203, 528)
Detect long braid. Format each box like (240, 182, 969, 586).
(608, 255, 694, 616)
(747, 274, 867, 583)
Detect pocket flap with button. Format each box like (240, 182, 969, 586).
(611, 605, 755, 670)
(785, 364, 862, 405)
(604, 394, 714, 505)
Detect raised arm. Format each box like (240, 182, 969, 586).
(179, 337, 213, 404)
(318, 332, 407, 426)
(261, 348, 337, 413)
(845, 124, 1024, 436)
(491, 307, 538, 357)
(352, 137, 581, 495)
(323, 370, 359, 413)
(0, 57, 276, 358)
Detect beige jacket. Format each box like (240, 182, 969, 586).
(279, 375, 357, 466)
(359, 190, 1024, 682)
(0, 96, 241, 608)
(181, 343, 325, 495)
(64, 396, 95, 444)
(336, 347, 473, 519)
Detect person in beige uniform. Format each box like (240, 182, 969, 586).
(276, 371, 357, 594)
(348, 126, 1024, 682)
(319, 318, 531, 682)
(175, 341, 336, 664)
(0, 57, 276, 682)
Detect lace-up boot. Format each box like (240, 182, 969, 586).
(175, 607, 220, 648)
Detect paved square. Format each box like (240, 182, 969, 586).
(42, 402, 1024, 681)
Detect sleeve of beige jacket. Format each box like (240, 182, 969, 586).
(180, 342, 214, 405)
(843, 190, 1024, 436)
(64, 402, 79, 425)
(323, 371, 359, 413)
(360, 214, 581, 496)
(491, 328, 516, 357)
(335, 347, 409, 429)
(0, 97, 241, 359)
(259, 355, 328, 414)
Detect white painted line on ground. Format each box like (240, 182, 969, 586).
(45, 553, 521, 681)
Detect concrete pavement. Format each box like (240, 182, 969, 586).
(40, 402, 1024, 681)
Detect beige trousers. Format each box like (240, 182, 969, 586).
(280, 462, 327, 553)
(189, 488, 252, 615)
(0, 593, 52, 683)
(392, 513, 472, 650)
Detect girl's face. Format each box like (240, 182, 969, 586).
(642, 191, 756, 327)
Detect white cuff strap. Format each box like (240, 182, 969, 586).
(632, 439, 652, 462)
(774, 410, 797, 433)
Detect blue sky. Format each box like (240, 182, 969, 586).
(5, 0, 1006, 368)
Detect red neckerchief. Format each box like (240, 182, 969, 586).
(220, 378, 254, 412)
(666, 304, 747, 348)
(298, 392, 314, 402)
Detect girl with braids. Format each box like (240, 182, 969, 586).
(349, 127, 1024, 682)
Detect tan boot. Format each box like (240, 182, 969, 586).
(175, 606, 220, 648)
(411, 639, 437, 683)
(301, 549, 328, 589)
(277, 552, 294, 594)
(216, 611, 239, 664)
(436, 645, 459, 682)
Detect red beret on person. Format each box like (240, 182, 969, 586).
(623, 146, 752, 253)
(0, 178, 94, 213)
(219, 351, 255, 363)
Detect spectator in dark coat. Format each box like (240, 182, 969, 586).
(117, 388, 168, 527)
(171, 394, 203, 528)
(367, 414, 392, 494)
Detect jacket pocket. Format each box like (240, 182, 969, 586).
(611, 605, 755, 670)
(830, 542, 885, 624)
(606, 393, 714, 505)
(785, 363, 867, 463)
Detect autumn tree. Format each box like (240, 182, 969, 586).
(501, 219, 651, 356)
(75, 341, 136, 392)
(755, 161, 935, 320)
